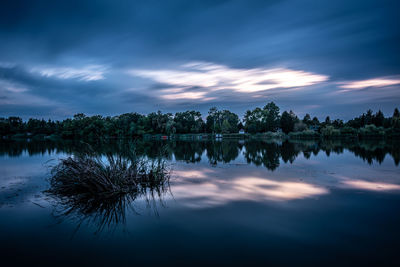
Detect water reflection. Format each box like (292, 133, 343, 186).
(1, 139, 399, 168)
(170, 164, 400, 209)
(48, 189, 169, 235)
(1, 139, 400, 264)
(1, 139, 399, 219)
(342, 180, 400, 191)
(171, 170, 329, 208)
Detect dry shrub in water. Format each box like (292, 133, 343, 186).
(46, 151, 170, 233)
(47, 154, 169, 198)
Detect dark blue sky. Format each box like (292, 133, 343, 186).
(1, 0, 399, 120)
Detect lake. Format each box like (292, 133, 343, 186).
(0, 139, 399, 266)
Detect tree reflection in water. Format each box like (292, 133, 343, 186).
(1, 138, 398, 234)
(1, 138, 399, 169)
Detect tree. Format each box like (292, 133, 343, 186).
(206, 108, 239, 133)
(263, 102, 280, 132)
(392, 108, 400, 129)
(280, 111, 296, 134)
(146, 111, 173, 134)
(324, 116, 331, 125)
(206, 107, 219, 133)
(372, 110, 384, 127)
(174, 111, 204, 134)
(220, 110, 239, 133)
(243, 108, 263, 133)
(312, 117, 320, 126)
(2, 103, 398, 139)
(0, 118, 11, 136)
(332, 119, 344, 128)
(365, 109, 373, 125)
(165, 120, 176, 135)
(221, 119, 232, 134)
(303, 114, 311, 125)
(73, 113, 86, 120)
(393, 108, 399, 118)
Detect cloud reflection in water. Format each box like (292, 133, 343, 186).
(171, 168, 328, 208)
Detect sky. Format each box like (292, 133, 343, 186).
(0, 0, 399, 120)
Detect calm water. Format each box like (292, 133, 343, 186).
(0, 139, 399, 266)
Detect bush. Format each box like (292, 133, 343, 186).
(294, 122, 307, 132)
(340, 126, 357, 136)
(47, 153, 169, 199)
(289, 130, 319, 139)
(45, 149, 171, 232)
(257, 131, 286, 139)
(359, 124, 386, 138)
(321, 126, 341, 138)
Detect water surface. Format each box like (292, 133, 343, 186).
(1, 139, 399, 266)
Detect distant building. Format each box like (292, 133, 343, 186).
(239, 129, 245, 134)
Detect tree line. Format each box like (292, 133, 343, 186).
(1, 102, 399, 139)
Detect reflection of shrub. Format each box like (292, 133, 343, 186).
(321, 126, 341, 138)
(289, 130, 319, 139)
(46, 152, 170, 233)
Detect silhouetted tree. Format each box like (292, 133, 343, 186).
(280, 111, 297, 134)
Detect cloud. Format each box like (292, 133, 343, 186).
(161, 90, 212, 101)
(0, 1, 399, 118)
(0, 80, 28, 93)
(129, 62, 329, 101)
(31, 65, 108, 81)
(0, 63, 165, 119)
(0, 81, 58, 108)
(339, 77, 400, 90)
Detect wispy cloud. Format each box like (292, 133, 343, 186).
(0, 84, 57, 107)
(32, 64, 108, 81)
(0, 80, 28, 93)
(339, 77, 400, 90)
(129, 62, 329, 100)
(161, 90, 214, 100)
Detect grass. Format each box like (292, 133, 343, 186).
(45, 148, 170, 233)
